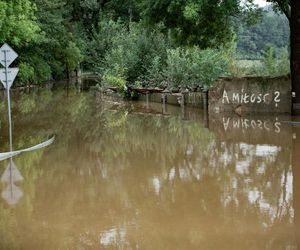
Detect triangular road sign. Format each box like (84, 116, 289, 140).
(0, 43, 18, 67)
(0, 67, 19, 89)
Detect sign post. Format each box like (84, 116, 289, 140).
(0, 43, 19, 152)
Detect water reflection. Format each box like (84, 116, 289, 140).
(0, 89, 54, 207)
(1, 159, 24, 205)
(0, 89, 299, 249)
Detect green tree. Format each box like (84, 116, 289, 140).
(138, 0, 261, 48)
(0, 0, 40, 46)
(25, 0, 83, 80)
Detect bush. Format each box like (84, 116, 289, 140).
(96, 21, 231, 92)
(85, 19, 126, 70)
(18, 62, 35, 85)
(31, 56, 52, 83)
(259, 46, 290, 76)
(225, 41, 290, 77)
(164, 47, 228, 89)
(98, 22, 169, 87)
(102, 74, 127, 92)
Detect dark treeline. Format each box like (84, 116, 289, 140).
(0, 0, 291, 92)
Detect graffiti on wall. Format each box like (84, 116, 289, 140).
(222, 90, 281, 107)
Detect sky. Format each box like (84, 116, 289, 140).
(254, 0, 268, 7)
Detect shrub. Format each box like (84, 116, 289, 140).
(85, 19, 126, 70)
(98, 22, 168, 87)
(221, 41, 290, 77)
(102, 74, 127, 92)
(164, 47, 228, 89)
(31, 56, 52, 83)
(18, 62, 35, 85)
(260, 46, 290, 76)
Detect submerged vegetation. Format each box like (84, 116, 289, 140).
(0, 0, 291, 92)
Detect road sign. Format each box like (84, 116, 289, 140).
(0, 43, 18, 67)
(0, 67, 19, 89)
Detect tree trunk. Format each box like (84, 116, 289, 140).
(290, 0, 300, 115)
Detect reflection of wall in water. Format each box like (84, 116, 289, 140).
(209, 114, 292, 146)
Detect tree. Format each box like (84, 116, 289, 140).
(28, 0, 83, 79)
(0, 0, 40, 46)
(139, 0, 239, 47)
(138, 0, 263, 48)
(267, 0, 300, 114)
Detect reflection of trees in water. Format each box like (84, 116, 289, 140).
(0, 89, 296, 249)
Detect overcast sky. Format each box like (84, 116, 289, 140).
(254, 0, 268, 7)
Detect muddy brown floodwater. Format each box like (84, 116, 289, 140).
(0, 87, 300, 250)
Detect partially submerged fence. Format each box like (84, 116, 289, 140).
(122, 76, 291, 114)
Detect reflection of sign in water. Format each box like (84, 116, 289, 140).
(223, 117, 281, 133)
(0, 137, 55, 206)
(1, 183, 23, 206)
(1, 160, 23, 183)
(1, 160, 24, 205)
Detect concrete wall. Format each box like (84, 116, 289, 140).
(139, 92, 206, 108)
(209, 76, 291, 114)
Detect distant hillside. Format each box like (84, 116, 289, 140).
(237, 7, 290, 59)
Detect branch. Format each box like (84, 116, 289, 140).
(274, 0, 291, 22)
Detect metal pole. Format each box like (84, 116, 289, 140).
(9, 159, 13, 199)
(4, 50, 13, 152)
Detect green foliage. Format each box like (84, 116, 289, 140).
(145, 56, 165, 86)
(103, 74, 127, 92)
(18, 63, 35, 84)
(164, 47, 228, 89)
(25, 0, 83, 81)
(61, 41, 83, 72)
(266, 0, 290, 19)
(254, 45, 290, 76)
(237, 7, 289, 58)
(99, 22, 168, 86)
(18, 55, 52, 84)
(227, 43, 290, 77)
(31, 55, 52, 82)
(0, 0, 41, 46)
(2, 0, 291, 87)
(84, 19, 126, 70)
(139, 0, 262, 48)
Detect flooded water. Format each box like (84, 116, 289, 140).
(0, 86, 300, 250)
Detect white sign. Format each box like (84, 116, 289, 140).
(0, 43, 18, 67)
(0, 67, 19, 89)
